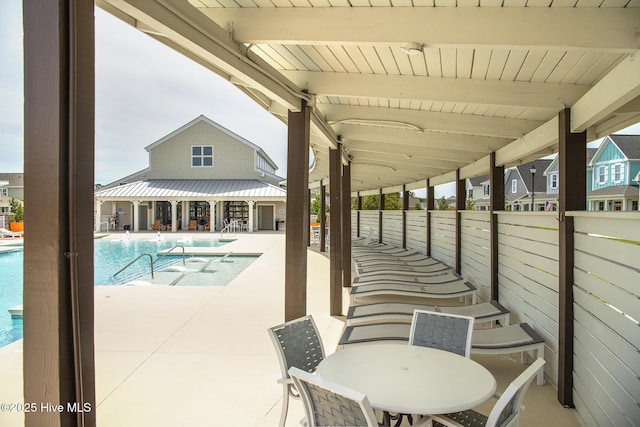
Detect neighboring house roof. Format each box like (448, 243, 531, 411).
(589, 134, 640, 166)
(145, 115, 279, 171)
(0, 173, 24, 188)
(587, 185, 639, 198)
(508, 159, 553, 194)
(94, 179, 287, 200)
(587, 147, 598, 164)
(468, 174, 489, 186)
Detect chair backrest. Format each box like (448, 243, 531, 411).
(288, 367, 379, 427)
(486, 358, 546, 427)
(268, 315, 325, 380)
(409, 309, 474, 357)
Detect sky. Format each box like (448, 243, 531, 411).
(1, 3, 639, 195)
(0, 4, 288, 185)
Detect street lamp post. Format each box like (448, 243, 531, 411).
(530, 164, 536, 212)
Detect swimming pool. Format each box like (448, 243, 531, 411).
(0, 236, 240, 348)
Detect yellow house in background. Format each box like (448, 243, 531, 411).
(94, 115, 287, 233)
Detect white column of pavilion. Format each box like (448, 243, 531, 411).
(208, 200, 216, 232)
(132, 200, 140, 232)
(247, 200, 255, 232)
(170, 200, 178, 232)
(95, 200, 103, 232)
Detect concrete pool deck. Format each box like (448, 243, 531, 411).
(0, 232, 583, 426)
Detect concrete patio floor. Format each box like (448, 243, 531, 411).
(0, 232, 583, 426)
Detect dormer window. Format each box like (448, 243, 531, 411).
(192, 145, 213, 167)
(511, 179, 517, 194)
(483, 184, 490, 196)
(550, 173, 558, 190)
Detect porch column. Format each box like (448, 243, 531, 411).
(426, 180, 434, 257)
(329, 146, 343, 315)
(247, 200, 255, 232)
(208, 201, 216, 232)
(95, 200, 103, 232)
(170, 200, 178, 232)
(378, 189, 385, 244)
(489, 152, 505, 301)
(23, 0, 96, 425)
(558, 108, 586, 407)
(285, 99, 309, 321)
(356, 192, 362, 238)
(455, 170, 466, 274)
(402, 185, 409, 249)
(341, 162, 352, 287)
(133, 200, 140, 232)
(320, 182, 326, 252)
(182, 201, 188, 231)
(307, 189, 312, 246)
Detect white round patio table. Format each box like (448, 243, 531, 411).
(316, 343, 496, 416)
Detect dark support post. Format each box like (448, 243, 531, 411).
(24, 0, 96, 425)
(329, 147, 343, 315)
(307, 189, 312, 247)
(356, 192, 362, 238)
(402, 185, 409, 249)
(341, 163, 352, 287)
(320, 181, 326, 252)
(285, 99, 310, 321)
(378, 189, 385, 244)
(426, 180, 434, 257)
(490, 152, 505, 301)
(455, 170, 466, 275)
(558, 108, 586, 407)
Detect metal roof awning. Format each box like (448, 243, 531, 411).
(94, 179, 287, 200)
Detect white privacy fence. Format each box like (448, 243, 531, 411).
(460, 211, 491, 302)
(570, 212, 640, 427)
(496, 212, 559, 385)
(429, 211, 456, 268)
(349, 208, 640, 426)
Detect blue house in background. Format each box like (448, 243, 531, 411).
(587, 134, 640, 211)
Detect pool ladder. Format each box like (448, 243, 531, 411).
(113, 245, 186, 280)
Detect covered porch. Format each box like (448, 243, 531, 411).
(20, 1, 639, 426)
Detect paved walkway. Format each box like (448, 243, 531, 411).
(0, 232, 582, 426)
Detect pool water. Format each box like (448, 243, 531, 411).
(0, 236, 241, 348)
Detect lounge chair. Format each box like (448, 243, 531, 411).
(0, 227, 23, 238)
(151, 220, 162, 231)
(352, 271, 460, 285)
(346, 300, 510, 326)
(428, 358, 546, 427)
(350, 280, 478, 305)
(188, 220, 197, 231)
(338, 322, 546, 385)
(356, 263, 452, 277)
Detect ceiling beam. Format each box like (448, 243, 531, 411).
(338, 125, 512, 152)
(346, 140, 484, 163)
(284, 71, 587, 111)
(571, 51, 640, 132)
(203, 7, 639, 52)
(322, 104, 542, 139)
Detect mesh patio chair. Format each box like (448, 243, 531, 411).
(409, 309, 475, 357)
(268, 315, 326, 427)
(424, 358, 546, 427)
(288, 367, 379, 427)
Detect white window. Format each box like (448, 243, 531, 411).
(192, 146, 213, 167)
(483, 184, 490, 196)
(611, 163, 624, 183)
(1, 188, 7, 196)
(511, 179, 517, 194)
(596, 165, 608, 184)
(550, 173, 558, 190)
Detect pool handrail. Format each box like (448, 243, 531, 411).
(155, 245, 186, 266)
(114, 253, 155, 279)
